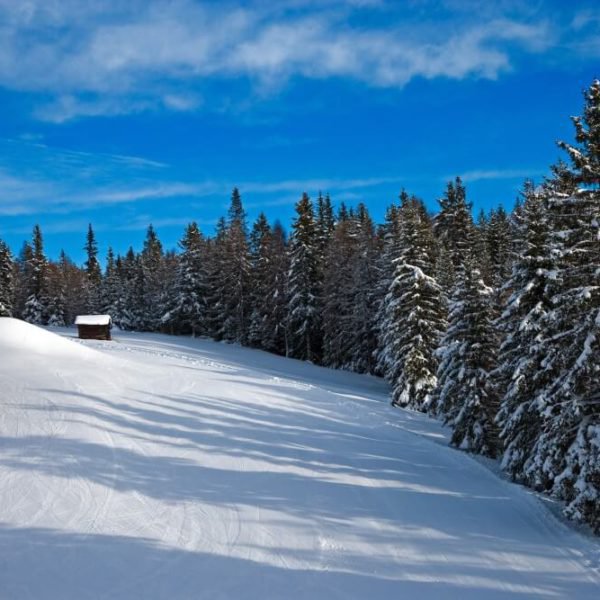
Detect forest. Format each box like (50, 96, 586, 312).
(0, 80, 598, 533)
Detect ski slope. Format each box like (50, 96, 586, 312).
(0, 318, 598, 599)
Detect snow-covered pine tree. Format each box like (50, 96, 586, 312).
(433, 177, 476, 292)
(347, 204, 379, 374)
(322, 208, 356, 368)
(45, 262, 66, 327)
(163, 223, 206, 336)
(429, 182, 477, 415)
(157, 250, 179, 333)
(381, 195, 446, 411)
(204, 218, 228, 340)
(84, 224, 102, 313)
(487, 206, 513, 291)
(13, 242, 33, 319)
(261, 221, 290, 355)
(248, 213, 273, 348)
(221, 188, 251, 344)
(494, 184, 553, 481)
(475, 209, 492, 286)
(22, 225, 50, 325)
(0, 238, 14, 317)
(100, 247, 121, 321)
(522, 80, 600, 530)
(116, 247, 140, 331)
(287, 193, 321, 362)
(435, 258, 500, 456)
(374, 201, 402, 376)
(138, 225, 165, 331)
(58, 250, 87, 325)
(316, 192, 335, 260)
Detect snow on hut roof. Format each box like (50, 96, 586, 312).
(75, 315, 112, 326)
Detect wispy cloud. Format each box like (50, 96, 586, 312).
(0, 155, 401, 217)
(456, 168, 545, 182)
(0, 0, 569, 121)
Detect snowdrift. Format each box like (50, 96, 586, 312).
(0, 317, 100, 360)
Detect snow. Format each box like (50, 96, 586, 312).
(0, 317, 99, 359)
(0, 319, 599, 599)
(75, 314, 112, 326)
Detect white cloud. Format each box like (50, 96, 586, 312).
(0, 0, 564, 120)
(457, 168, 544, 182)
(0, 146, 401, 217)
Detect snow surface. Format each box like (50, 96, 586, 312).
(0, 318, 599, 599)
(74, 315, 112, 326)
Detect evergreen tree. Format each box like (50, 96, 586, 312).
(287, 193, 320, 361)
(434, 177, 476, 291)
(45, 262, 66, 327)
(58, 250, 88, 325)
(163, 223, 207, 336)
(487, 206, 513, 290)
(139, 225, 164, 330)
(347, 204, 379, 374)
(495, 186, 553, 480)
(374, 201, 402, 376)
(263, 221, 290, 355)
(221, 188, 251, 343)
(522, 81, 600, 530)
(248, 213, 273, 348)
(322, 212, 357, 368)
(84, 224, 102, 312)
(205, 218, 228, 340)
(475, 209, 492, 286)
(0, 239, 14, 317)
(22, 225, 49, 325)
(100, 247, 121, 320)
(381, 196, 446, 411)
(435, 259, 500, 456)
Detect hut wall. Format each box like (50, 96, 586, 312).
(77, 324, 111, 341)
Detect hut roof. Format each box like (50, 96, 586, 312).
(75, 315, 112, 326)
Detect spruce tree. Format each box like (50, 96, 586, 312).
(322, 210, 356, 368)
(495, 186, 553, 480)
(100, 247, 121, 321)
(435, 259, 500, 456)
(374, 201, 402, 376)
(287, 193, 320, 362)
(84, 224, 102, 312)
(45, 262, 66, 327)
(248, 213, 273, 348)
(263, 221, 290, 355)
(205, 218, 228, 340)
(221, 188, 251, 343)
(523, 80, 600, 530)
(347, 204, 379, 374)
(139, 225, 164, 330)
(0, 239, 14, 317)
(58, 250, 87, 325)
(433, 177, 476, 291)
(381, 196, 446, 411)
(164, 223, 206, 336)
(487, 206, 513, 290)
(22, 225, 49, 325)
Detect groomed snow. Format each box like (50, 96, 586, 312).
(0, 321, 598, 599)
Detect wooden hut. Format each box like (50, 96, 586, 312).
(75, 315, 112, 341)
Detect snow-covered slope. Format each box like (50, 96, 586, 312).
(0, 320, 598, 599)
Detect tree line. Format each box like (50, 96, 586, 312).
(0, 80, 598, 532)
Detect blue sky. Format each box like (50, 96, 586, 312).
(0, 0, 598, 262)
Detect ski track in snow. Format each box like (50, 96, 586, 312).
(0, 322, 599, 599)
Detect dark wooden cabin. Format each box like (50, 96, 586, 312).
(75, 315, 112, 341)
